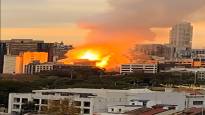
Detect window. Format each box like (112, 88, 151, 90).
(119, 109, 122, 112)
(74, 101, 81, 106)
(193, 101, 203, 105)
(13, 104, 20, 109)
(35, 105, 40, 111)
(13, 98, 20, 103)
(84, 102, 90, 107)
(42, 92, 55, 95)
(111, 108, 114, 112)
(41, 99, 48, 104)
(22, 98, 28, 103)
(33, 99, 40, 104)
(83, 109, 90, 114)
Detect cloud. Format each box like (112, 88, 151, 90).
(80, 0, 205, 44)
(1, 0, 108, 28)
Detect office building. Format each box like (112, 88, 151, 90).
(120, 64, 158, 74)
(169, 22, 193, 59)
(3, 39, 44, 55)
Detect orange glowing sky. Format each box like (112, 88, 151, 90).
(1, 0, 205, 48)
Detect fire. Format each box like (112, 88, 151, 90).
(59, 48, 111, 68)
(78, 50, 110, 68)
(79, 50, 100, 61)
(59, 44, 131, 70)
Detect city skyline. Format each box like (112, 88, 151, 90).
(1, 0, 205, 48)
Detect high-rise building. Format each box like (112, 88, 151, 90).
(169, 22, 193, 59)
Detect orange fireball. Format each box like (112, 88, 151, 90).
(78, 50, 110, 68)
(59, 48, 111, 68)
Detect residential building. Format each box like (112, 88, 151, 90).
(169, 22, 193, 59)
(3, 55, 17, 74)
(120, 64, 158, 74)
(8, 88, 205, 115)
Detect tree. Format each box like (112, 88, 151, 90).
(45, 98, 80, 115)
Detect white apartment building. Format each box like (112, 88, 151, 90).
(120, 64, 158, 74)
(35, 63, 54, 73)
(8, 88, 205, 115)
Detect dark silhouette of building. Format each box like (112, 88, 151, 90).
(0, 43, 6, 73)
(37, 43, 54, 62)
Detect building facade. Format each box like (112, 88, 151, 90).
(8, 88, 205, 115)
(0, 43, 6, 74)
(3, 55, 17, 74)
(25, 62, 54, 75)
(16, 52, 48, 74)
(120, 64, 158, 74)
(3, 39, 44, 56)
(169, 22, 193, 59)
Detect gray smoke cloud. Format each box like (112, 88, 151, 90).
(81, 0, 205, 43)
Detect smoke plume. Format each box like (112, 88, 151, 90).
(65, 0, 205, 69)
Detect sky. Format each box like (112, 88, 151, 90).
(1, 0, 205, 48)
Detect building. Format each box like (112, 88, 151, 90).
(169, 22, 193, 59)
(37, 42, 72, 62)
(163, 68, 205, 80)
(16, 52, 48, 74)
(0, 42, 6, 74)
(3, 55, 17, 74)
(8, 88, 205, 115)
(120, 64, 158, 74)
(52, 42, 72, 60)
(2, 39, 44, 55)
(136, 44, 172, 59)
(25, 62, 54, 75)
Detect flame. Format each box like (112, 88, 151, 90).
(79, 50, 100, 61)
(78, 50, 110, 68)
(59, 43, 132, 70)
(60, 48, 111, 68)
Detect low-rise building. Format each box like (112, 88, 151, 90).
(120, 64, 158, 74)
(25, 62, 54, 75)
(163, 68, 205, 80)
(8, 88, 205, 115)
